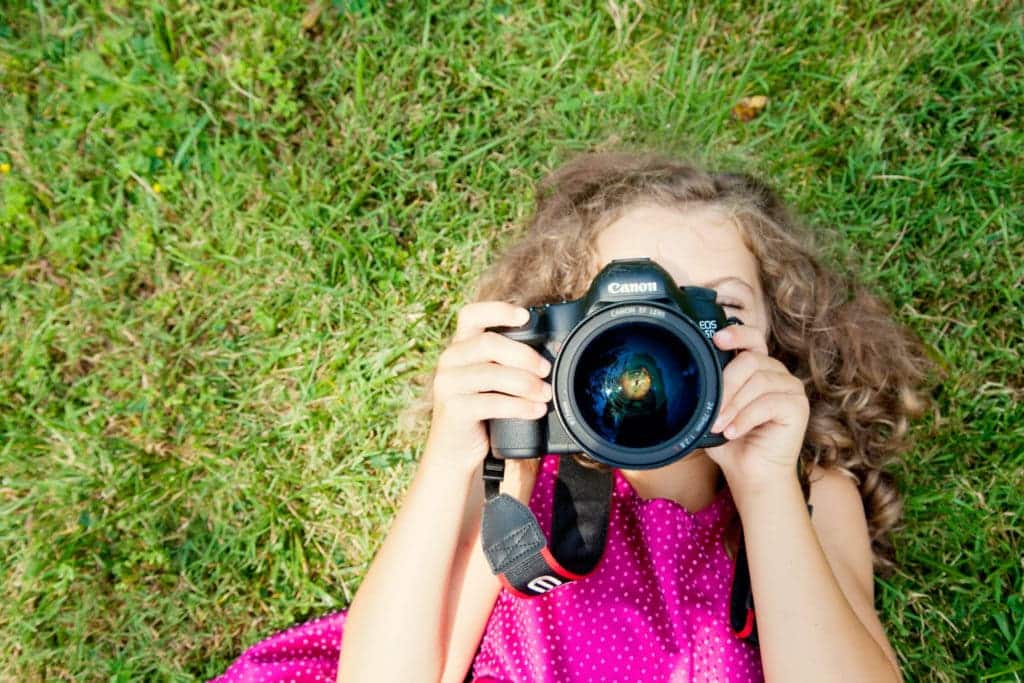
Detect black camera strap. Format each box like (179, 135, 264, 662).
(480, 453, 801, 647)
(481, 454, 612, 596)
(729, 528, 758, 644)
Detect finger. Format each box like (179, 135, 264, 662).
(718, 351, 786, 416)
(712, 369, 804, 433)
(713, 324, 769, 354)
(445, 392, 549, 422)
(453, 302, 530, 342)
(439, 331, 551, 377)
(434, 363, 552, 403)
(721, 392, 809, 440)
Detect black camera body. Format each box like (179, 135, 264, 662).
(488, 258, 739, 470)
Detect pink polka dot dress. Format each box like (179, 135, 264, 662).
(212, 454, 764, 682)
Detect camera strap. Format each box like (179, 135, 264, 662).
(479, 453, 799, 647)
(481, 454, 612, 597)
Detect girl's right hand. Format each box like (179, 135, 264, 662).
(423, 301, 553, 476)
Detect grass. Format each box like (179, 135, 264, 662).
(1, 1, 1021, 680)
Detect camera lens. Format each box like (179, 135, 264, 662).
(572, 322, 700, 449)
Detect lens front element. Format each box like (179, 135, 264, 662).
(573, 322, 700, 449)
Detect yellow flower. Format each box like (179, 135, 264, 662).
(0, 162, 10, 175)
(155, 147, 165, 159)
(152, 182, 162, 194)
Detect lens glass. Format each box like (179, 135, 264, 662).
(573, 322, 700, 449)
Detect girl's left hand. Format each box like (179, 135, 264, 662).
(705, 324, 810, 497)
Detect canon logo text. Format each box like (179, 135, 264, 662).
(608, 281, 659, 295)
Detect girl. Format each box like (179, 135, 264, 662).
(214, 151, 929, 682)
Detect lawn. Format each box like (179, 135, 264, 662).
(1, 1, 1021, 680)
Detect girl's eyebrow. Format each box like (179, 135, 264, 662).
(700, 276, 756, 294)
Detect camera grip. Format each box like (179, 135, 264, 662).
(489, 417, 546, 458)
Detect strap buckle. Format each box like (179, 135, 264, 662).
(482, 454, 506, 482)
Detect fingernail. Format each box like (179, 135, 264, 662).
(540, 382, 553, 401)
(714, 328, 731, 342)
(711, 416, 725, 433)
(724, 425, 737, 439)
(517, 307, 531, 324)
(539, 359, 552, 377)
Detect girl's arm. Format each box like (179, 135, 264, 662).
(337, 452, 537, 683)
(438, 458, 538, 682)
(337, 451, 478, 683)
(338, 302, 552, 682)
(733, 468, 903, 682)
(708, 324, 902, 682)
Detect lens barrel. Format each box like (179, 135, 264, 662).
(553, 303, 721, 470)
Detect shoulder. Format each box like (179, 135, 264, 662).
(805, 465, 902, 675)
(807, 464, 864, 518)
(806, 464, 873, 597)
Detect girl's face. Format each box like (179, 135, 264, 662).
(594, 203, 769, 335)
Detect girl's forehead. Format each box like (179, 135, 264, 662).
(594, 203, 761, 292)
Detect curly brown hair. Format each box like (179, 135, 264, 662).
(404, 150, 930, 573)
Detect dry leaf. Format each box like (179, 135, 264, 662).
(732, 95, 769, 122)
(302, 2, 324, 30)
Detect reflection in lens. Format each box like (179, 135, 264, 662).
(573, 323, 700, 448)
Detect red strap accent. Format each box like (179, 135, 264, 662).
(735, 607, 755, 639)
(539, 547, 587, 580)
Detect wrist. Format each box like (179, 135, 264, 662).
(726, 465, 804, 514)
(419, 443, 483, 483)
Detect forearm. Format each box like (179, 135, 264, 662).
(338, 453, 474, 682)
(734, 475, 901, 683)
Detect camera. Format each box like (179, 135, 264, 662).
(487, 258, 740, 470)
